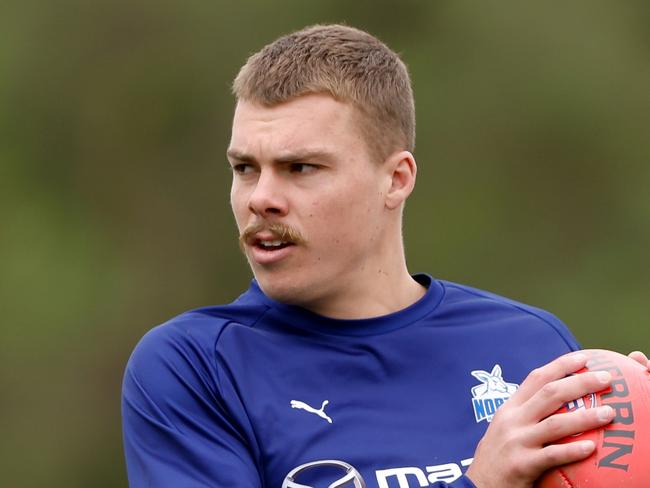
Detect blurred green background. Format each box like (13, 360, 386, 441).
(1, 0, 648, 486)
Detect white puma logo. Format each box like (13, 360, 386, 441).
(290, 399, 333, 424)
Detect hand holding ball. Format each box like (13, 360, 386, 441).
(536, 349, 650, 487)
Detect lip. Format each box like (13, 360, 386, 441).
(248, 242, 296, 265)
(247, 231, 281, 245)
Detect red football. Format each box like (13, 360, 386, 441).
(535, 349, 650, 488)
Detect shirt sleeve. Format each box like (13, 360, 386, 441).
(449, 476, 477, 488)
(414, 476, 476, 488)
(121, 321, 262, 487)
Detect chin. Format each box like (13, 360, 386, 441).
(255, 274, 314, 306)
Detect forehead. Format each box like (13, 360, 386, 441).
(229, 94, 363, 156)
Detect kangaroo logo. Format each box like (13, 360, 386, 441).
(290, 399, 333, 424)
(470, 364, 519, 423)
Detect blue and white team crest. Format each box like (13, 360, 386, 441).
(470, 364, 519, 423)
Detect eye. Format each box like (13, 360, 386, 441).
(289, 163, 318, 174)
(231, 163, 255, 175)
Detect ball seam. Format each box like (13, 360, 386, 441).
(557, 468, 574, 488)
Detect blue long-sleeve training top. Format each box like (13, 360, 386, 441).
(122, 274, 579, 487)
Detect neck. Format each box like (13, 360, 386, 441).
(304, 242, 426, 320)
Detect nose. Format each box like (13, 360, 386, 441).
(247, 169, 289, 217)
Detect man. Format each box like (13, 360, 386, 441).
(122, 24, 649, 487)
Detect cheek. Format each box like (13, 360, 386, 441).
(230, 188, 248, 229)
(307, 187, 379, 238)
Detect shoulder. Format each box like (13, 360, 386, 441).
(127, 311, 227, 371)
(124, 293, 271, 399)
(121, 299, 269, 485)
(437, 279, 579, 349)
(439, 280, 562, 323)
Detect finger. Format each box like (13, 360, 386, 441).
(628, 351, 650, 370)
(512, 352, 588, 405)
(522, 370, 612, 421)
(532, 439, 596, 474)
(529, 405, 614, 445)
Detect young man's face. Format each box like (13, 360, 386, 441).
(228, 93, 392, 311)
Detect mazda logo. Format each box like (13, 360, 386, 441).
(282, 459, 366, 488)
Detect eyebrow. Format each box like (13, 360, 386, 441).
(226, 149, 335, 165)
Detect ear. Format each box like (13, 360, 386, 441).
(471, 370, 490, 382)
(384, 150, 417, 210)
(491, 365, 502, 378)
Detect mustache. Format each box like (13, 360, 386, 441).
(239, 222, 306, 248)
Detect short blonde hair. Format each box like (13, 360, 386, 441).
(232, 24, 415, 163)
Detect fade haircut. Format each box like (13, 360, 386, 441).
(232, 24, 415, 163)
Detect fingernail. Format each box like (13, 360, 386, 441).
(596, 371, 612, 383)
(580, 440, 595, 454)
(597, 406, 613, 421)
